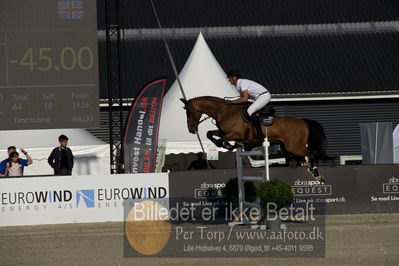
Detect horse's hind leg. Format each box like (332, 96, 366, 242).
(282, 140, 310, 159)
(282, 141, 325, 182)
(307, 157, 318, 177)
(307, 155, 326, 183)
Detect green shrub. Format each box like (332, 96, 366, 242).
(222, 178, 257, 208)
(257, 179, 293, 211)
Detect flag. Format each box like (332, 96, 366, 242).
(58, 0, 84, 20)
(123, 79, 167, 173)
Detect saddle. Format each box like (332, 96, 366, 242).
(241, 104, 275, 126)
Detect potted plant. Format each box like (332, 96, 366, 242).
(257, 179, 293, 230)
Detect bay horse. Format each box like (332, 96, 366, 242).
(180, 96, 331, 181)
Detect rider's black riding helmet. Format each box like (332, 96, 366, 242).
(226, 69, 241, 79)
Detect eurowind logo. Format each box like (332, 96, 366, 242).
(76, 189, 95, 208)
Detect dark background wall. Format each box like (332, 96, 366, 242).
(98, 33, 399, 98)
(97, 0, 399, 29)
(96, 0, 399, 98)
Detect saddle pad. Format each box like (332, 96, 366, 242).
(259, 115, 274, 126)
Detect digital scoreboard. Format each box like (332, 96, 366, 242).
(0, 0, 99, 130)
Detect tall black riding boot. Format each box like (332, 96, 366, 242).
(250, 114, 264, 141)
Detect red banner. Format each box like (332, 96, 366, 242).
(123, 79, 166, 173)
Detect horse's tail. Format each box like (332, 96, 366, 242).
(304, 119, 333, 162)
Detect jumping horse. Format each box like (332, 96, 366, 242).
(180, 96, 332, 181)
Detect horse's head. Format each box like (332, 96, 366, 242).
(180, 98, 202, 134)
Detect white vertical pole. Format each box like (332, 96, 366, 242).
(236, 147, 244, 222)
(263, 128, 270, 181)
(374, 122, 379, 164)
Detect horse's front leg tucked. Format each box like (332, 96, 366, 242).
(206, 130, 224, 147)
(221, 141, 238, 151)
(206, 130, 237, 151)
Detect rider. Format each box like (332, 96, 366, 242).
(226, 69, 271, 140)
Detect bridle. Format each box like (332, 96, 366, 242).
(184, 101, 213, 131)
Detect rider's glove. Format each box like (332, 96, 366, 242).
(225, 99, 235, 105)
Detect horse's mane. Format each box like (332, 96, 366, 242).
(189, 96, 226, 103)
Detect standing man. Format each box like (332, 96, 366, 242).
(226, 69, 271, 140)
(0, 146, 33, 176)
(48, 135, 74, 175)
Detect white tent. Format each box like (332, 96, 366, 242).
(159, 33, 239, 154)
(0, 129, 110, 176)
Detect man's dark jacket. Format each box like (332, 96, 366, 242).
(48, 147, 74, 174)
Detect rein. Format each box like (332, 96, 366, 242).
(198, 116, 212, 125)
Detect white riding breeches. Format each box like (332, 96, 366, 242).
(247, 93, 271, 116)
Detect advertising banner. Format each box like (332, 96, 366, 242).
(355, 165, 399, 213)
(124, 79, 166, 173)
(168, 165, 399, 215)
(360, 122, 394, 164)
(0, 173, 169, 226)
(206, 143, 219, 160)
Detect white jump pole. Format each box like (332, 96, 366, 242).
(263, 127, 270, 181)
